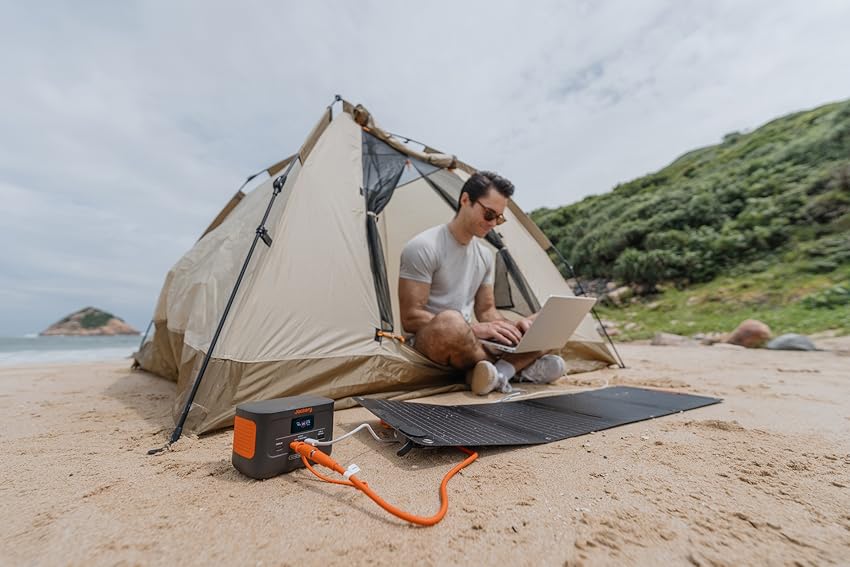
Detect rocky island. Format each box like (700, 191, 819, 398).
(40, 307, 139, 336)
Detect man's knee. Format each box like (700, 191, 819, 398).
(415, 311, 478, 367)
(429, 310, 469, 335)
(418, 310, 470, 346)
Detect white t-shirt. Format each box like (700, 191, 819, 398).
(399, 224, 495, 323)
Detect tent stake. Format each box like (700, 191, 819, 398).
(148, 157, 299, 455)
(549, 246, 626, 369)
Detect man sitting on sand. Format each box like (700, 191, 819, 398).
(398, 170, 565, 395)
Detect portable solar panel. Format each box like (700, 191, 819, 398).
(355, 386, 720, 448)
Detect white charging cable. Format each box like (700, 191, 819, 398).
(304, 423, 397, 447)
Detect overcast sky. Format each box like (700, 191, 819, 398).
(2, 1, 849, 336)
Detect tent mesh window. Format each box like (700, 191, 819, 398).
(361, 132, 438, 332)
(493, 242, 540, 316)
(493, 251, 514, 309)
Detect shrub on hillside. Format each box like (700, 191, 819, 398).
(801, 284, 850, 309)
(613, 248, 684, 288)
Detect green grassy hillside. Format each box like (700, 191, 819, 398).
(531, 99, 850, 339)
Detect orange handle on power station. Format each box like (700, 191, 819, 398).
(290, 441, 477, 526)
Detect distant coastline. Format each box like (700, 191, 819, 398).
(0, 335, 140, 366)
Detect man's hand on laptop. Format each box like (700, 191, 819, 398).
(473, 320, 522, 346)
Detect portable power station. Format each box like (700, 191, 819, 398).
(232, 395, 335, 479)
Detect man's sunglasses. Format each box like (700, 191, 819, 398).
(473, 201, 507, 225)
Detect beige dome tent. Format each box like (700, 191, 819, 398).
(134, 98, 617, 435)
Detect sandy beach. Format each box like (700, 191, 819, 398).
(2, 340, 849, 566)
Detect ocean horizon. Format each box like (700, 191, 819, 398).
(0, 335, 142, 366)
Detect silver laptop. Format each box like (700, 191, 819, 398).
(480, 295, 596, 354)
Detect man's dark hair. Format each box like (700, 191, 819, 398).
(459, 170, 514, 206)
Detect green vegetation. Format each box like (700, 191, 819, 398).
(801, 283, 850, 310)
(80, 309, 115, 329)
(531, 99, 850, 338)
(593, 263, 850, 340)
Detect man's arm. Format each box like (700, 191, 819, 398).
(472, 284, 523, 345)
(473, 284, 503, 323)
(398, 278, 435, 335)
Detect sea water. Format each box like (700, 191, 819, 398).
(0, 335, 142, 366)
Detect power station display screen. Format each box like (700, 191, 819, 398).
(291, 415, 314, 434)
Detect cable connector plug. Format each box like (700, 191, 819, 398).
(343, 464, 361, 480)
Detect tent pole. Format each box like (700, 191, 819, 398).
(328, 94, 342, 119)
(131, 319, 154, 369)
(137, 319, 153, 352)
(148, 156, 300, 455)
(549, 246, 626, 369)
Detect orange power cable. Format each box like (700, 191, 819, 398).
(301, 456, 354, 486)
(291, 441, 478, 527)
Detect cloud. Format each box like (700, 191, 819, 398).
(1, 0, 850, 334)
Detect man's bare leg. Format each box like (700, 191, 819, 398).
(413, 310, 487, 369)
(412, 311, 562, 393)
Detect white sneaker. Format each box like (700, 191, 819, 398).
(517, 355, 566, 384)
(467, 360, 512, 395)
